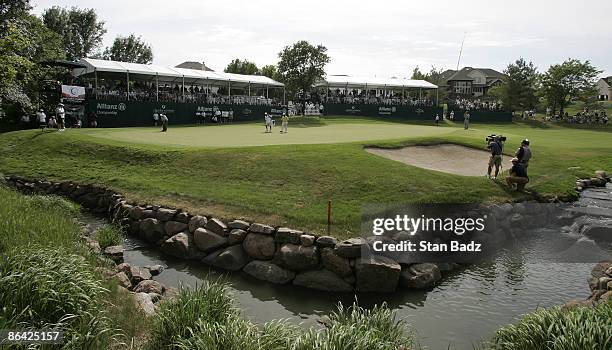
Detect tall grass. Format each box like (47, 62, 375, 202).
(96, 224, 123, 249)
(493, 301, 612, 350)
(0, 186, 81, 252)
(147, 282, 412, 350)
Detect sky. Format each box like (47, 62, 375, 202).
(32, 0, 612, 78)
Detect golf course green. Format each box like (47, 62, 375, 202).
(1, 116, 610, 238)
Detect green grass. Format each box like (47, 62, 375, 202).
(0, 186, 148, 348)
(492, 301, 612, 350)
(1, 116, 611, 238)
(96, 224, 123, 249)
(147, 282, 412, 350)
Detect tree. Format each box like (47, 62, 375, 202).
(102, 34, 153, 63)
(277, 40, 330, 114)
(0, 13, 64, 116)
(42, 6, 106, 60)
(411, 67, 426, 80)
(224, 59, 259, 75)
(495, 58, 539, 112)
(539, 59, 601, 116)
(260, 64, 280, 81)
(0, 0, 31, 26)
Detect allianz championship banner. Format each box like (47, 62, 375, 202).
(324, 103, 443, 120)
(86, 100, 287, 127)
(61, 85, 86, 102)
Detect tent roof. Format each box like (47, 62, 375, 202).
(315, 75, 438, 89)
(72, 58, 284, 88)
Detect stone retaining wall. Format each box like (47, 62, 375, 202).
(4, 174, 603, 293)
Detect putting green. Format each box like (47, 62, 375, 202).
(80, 121, 455, 148)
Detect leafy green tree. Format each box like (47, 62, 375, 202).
(410, 67, 426, 80)
(0, 0, 31, 26)
(539, 59, 601, 115)
(42, 6, 106, 60)
(260, 64, 280, 81)
(224, 59, 259, 75)
(494, 58, 539, 112)
(102, 34, 153, 63)
(277, 40, 330, 113)
(0, 13, 64, 116)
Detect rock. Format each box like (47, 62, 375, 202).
(113, 272, 131, 289)
(588, 277, 599, 291)
(115, 262, 132, 277)
(148, 292, 162, 303)
(595, 170, 607, 179)
(140, 218, 165, 242)
(598, 277, 612, 290)
(592, 261, 612, 278)
(148, 264, 164, 276)
(243, 261, 295, 284)
(228, 229, 248, 245)
(175, 211, 190, 223)
(293, 270, 353, 292)
(165, 221, 189, 236)
(300, 234, 315, 247)
(129, 206, 145, 220)
(189, 215, 208, 233)
(336, 238, 366, 258)
(277, 244, 319, 271)
(228, 220, 250, 230)
(194, 228, 228, 252)
(134, 279, 165, 294)
(210, 245, 251, 271)
(161, 232, 193, 258)
(130, 266, 152, 284)
(163, 287, 180, 299)
(601, 291, 612, 301)
(436, 262, 460, 272)
(400, 263, 442, 289)
(275, 227, 304, 244)
(355, 255, 401, 293)
(86, 240, 101, 254)
(242, 233, 276, 260)
(315, 236, 337, 248)
(104, 245, 124, 262)
(606, 266, 612, 277)
(205, 218, 228, 235)
(134, 292, 156, 315)
(562, 299, 594, 310)
(156, 208, 177, 221)
(320, 247, 352, 277)
(248, 223, 275, 235)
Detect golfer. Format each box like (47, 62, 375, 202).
(36, 109, 47, 132)
(281, 114, 289, 133)
(153, 112, 159, 126)
(55, 103, 66, 132)
(264, 112, 272, 133)
(160, 113, 168, 132)
(463, 111, 470, 130)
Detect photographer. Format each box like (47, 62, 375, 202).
(506, 158, 529, 191)
(486, 135, 504, 179)
(515, 139, 532, 170)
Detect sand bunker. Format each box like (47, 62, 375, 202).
(366, 144, 493, 176)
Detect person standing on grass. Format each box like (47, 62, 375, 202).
(264, 112, 272, 133)
(450, 110, 455, 121)
(435, 114, 440, 126)
(153, 112, 159, 126)
(463, 110, 470, 130)
(281, 114, 289, 133)
(515, 139, 532, 170)
(506, 157, 529, 191)
(55, 103, 66, 132)
(486, 135, 503, 179)
(36, 109, 46, 132)
(160, 113, 168, 132)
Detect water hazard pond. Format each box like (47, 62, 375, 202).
(116, 226, 602, 349)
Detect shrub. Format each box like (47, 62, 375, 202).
(493, 301, 612, 350)
(96, 224, 123, 249)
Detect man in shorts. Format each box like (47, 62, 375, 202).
(281, 114, 289, 133)
(36, 109, 47, 132)
(55, 103, 66, 131)
(264, 112, 272, 133)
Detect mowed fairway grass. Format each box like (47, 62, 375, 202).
(1, 116, 611, 238)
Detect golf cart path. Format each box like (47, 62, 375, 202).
(366, 144, 492, 176)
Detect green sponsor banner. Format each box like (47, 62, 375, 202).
(86, 100, 287, 127)
(324, 103, 443, 120)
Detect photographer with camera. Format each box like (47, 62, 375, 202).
(515, 139, 532, 170)
(486, 135, 505, 179)
(506, 157, 529, 191)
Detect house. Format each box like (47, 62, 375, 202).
(175, 61, 214, 71)
(439, 67, 505, 97)
(597, 77, 612, 101)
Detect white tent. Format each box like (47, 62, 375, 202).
(72, 58, 284, 88)
(315, 75, 437, 90)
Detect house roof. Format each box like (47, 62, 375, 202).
(175, 61, 214, 71)
(445, 67, 504, 82)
